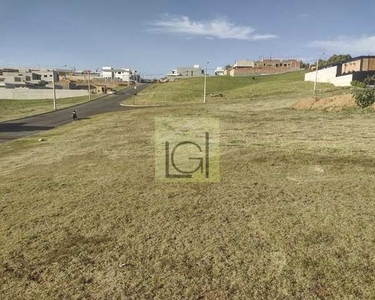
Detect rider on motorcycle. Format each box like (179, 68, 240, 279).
(72, 110, 78, 120)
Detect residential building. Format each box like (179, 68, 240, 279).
(0, 66, 62, 88)
(0, 69, 48, 88)
(65, 71, 101, 81)
(228, 58, 301, 77)
(102, 67, 115, 79)
(233, 60, 255, 69)
(214, 67, 225, 76)
(304, 56, 375, 87)
(33, 69, 59, 83)
(167, 65, 204, 78)
(101, 67, 134, 82)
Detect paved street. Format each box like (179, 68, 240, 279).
(0, 84, 149, 143)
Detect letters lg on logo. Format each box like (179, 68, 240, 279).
(165, 132, 210, 179)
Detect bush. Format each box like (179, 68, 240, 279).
(352, 88, 375, 108)
(351, 80, 366, 88)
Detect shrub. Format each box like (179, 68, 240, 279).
(352, 88, 375, 108)
(351, 80, 366, 88)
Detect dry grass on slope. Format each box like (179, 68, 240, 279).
(292, 94, 358, 111)
(2, 76, 375, 299)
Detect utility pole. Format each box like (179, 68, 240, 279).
(88, 71, 91, 101)
(52, 70, 57, 110)
(314, 52, 325, 94)
(204, 61, 209, 103)
(313, 59, 319, 94)
(52, 65, 66, 110)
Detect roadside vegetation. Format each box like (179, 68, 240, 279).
(351, 75, 375, 108)
(0, 95, 101, 122)
(2, 72, 375, 298)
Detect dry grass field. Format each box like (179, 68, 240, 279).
(0, 84, 129, 123)
(0, 96, 93, 123)
(2, 72, 375, 299)
(129, 72, 349, 106)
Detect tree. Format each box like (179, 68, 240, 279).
(299, 61, 310, 69)
(318, 54, 352, 69)
(326, 54, 352, 65)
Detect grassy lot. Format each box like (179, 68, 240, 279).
(127, 71, 350, 106)
(2, 72, 375, 299)
(0, 94, 104, 123)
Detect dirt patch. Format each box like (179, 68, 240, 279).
(292, 94, 358, 111)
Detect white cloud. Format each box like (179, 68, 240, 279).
(310, 35, 375, 55)
(149, 15, 278, 41)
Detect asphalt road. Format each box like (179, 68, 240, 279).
(0, 84, 149, 144)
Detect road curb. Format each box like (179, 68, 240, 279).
(120, 103, 167, 108)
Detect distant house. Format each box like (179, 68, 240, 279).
(65, 71, 101, 81)
(0, 70, 49, 89)
(102, 67, 115, 79)
(233, 60, 255, 69)
(304, 56, 375, 86)
(228, 58, 301, 77)
(167, 65, 204, 79)
(51, 79, 77, 90)
(214, 67, 225, 76)
(101, 67, 134, 82)
(34, 69, 59, 83)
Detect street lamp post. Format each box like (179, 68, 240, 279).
(87, 71, 91, 101)
(52, 64, 67, 110)
(314, 52, 325, 94)
(203, 62, 209, 103)
(52, 70, 57, 110)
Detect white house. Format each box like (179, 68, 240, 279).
(114, 69, 133, 81)
(304, 66, 353, 87)
(214, 67, 225, 76)
(304, 56, 375, 87)
(166, 65, 204, 78)
(101, 67, 134, 82)
(102, 67, 114, 79)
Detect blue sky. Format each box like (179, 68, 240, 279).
(2, 0, 375, 77)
